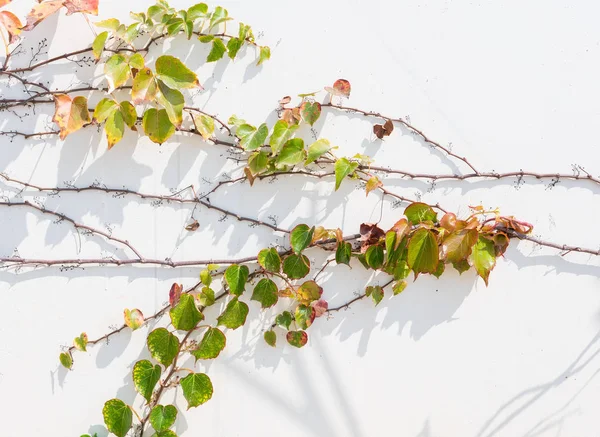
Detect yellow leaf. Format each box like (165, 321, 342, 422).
(52, 94, 90, 140)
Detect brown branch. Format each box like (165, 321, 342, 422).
(326, 279, 394, 312)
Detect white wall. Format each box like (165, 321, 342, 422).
(1, 1, 600, 436)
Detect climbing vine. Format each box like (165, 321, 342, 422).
(2, 1, 600, 436)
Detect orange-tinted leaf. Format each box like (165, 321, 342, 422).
(389, 218, 410, 250)
(23, 1, 63, 31)
(440, 213, 457, 232)
(52, 94, 90, 140)
(0, 0, 12, 8)
(63, 0, 98, 15)
(244, 167, 255, 186)
(279, 96, 291, 106)
(325, 79, 351, 98)
(373, 119, 394, 139)
(124, 308, 144, 330)
(0, 11, 21, 44)
(365, 175, 382, 197)
(300, 101, 321, 126)
(169, 283, 182, 306)
(185, 219, 199, 231)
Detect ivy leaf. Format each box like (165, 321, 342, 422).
(132, 360, 161, 403)
(248, 151, 269, 175)
(198, 34, 214, 43)
(143, 108, 175, 144)
(470, 236, 496, 285)
(312, 299, 328, 317)
(257, 248, 281, 273)
(23, 1, 63, 31)
(200, 269, 212, 287)
(217, 297, 249, 330)
(102, 399, 132, 437)
(251, 278, 278, 308)
(197, 286, 215, 306)
(334, 158, 358, 191)
(63, 0, 99, 15)
(300, 101, 321, 126)
(282, 254, 310, 279)
(149, 405, 177, 432)
(96, 18, 120, 31)
(119, 101, 137, 130)
(170, 294, 203, 331)
(122, 308, 144, 330)
(224, 264, 249, 296)
(147, 328, 179, 367)
(0, 11, 22, 45)
(92, 31, 108, 60)
(365, 176, 383, 196)
(393, 280, 408, 295)
(257, 46, 270, 65)
(269, 120, 299, 155)
(404, 202, 438, 225)
(264, 330, 276, 347)
(305, 139, 332, 165)
(295, 304, 315, 329)
(286, 331, 308, 348)
(365, 245, 384, 269)
(128, 53, 145, 70)
(59, 352, 73, 370)
(192, 327, 226, 360)
(169, 283, 182, 307)
(105, 110, 125, 149)
(365, 285, 384, 306)
(156, 80, 184, 127)
(227, 37, 243, 59)
(209, 6, 231, 30)
(132, 68, 158, 104)
(407, 228, 439, 277)
(193, 114, 215, 140)
(104, 54, 131, 92)
(181, 373, 213, 408)
(443, 229, 479, 263)
(154, 431, 177, 437)
(290, 224, 314, 254)
(373, 119, 394, 139)
(188, 3, 208, 21)
(452, 259, 471, 275)
(324, 79, 351, 98)
(336, 241, 352, 266)
(155, 55, 200, 89)
(53, 94, 90, 140)
(297, 280, 322, 304)
(73, 333, 88, 351)
(276, 311, 293, 330)
(207, 38, 227, 62)
(239, 123, 268, 151)
(276, 138, 306, 166)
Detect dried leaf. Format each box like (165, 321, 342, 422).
(63, 0, 99, 15)
(0, 11, 22, 44)
(373, 119, 394, 139)
(279, 96, 291, 106)
(24, 1, 63, 31)
(185, 219, 199, 231)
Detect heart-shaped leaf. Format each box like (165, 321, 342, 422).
(147, 328, 179, 367)
(142, 108, 175, 144)
(132, 360, 161, 403)
(155, 55, 200, 89)
(181, 373, 213, 408)
(192, 327, 226, 360)
(102, 399, 132, 437)
(149, 405, 178, 432)
(169, 294, 203, 331)
(216, 297, 249, 330)
(53, 95, 90, 140)
(251, 278, 278, 308)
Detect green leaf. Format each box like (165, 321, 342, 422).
(227, 37, 243, 59)
(470, 236, 496, 285)
(154, 431, 177, 437)
(102, 399, 132, 437)
(393, 280, 408, 295)
(94, 98, 118, 123)
(188, 3, 208, 21)
(407, 228, 439, 276)
(282, 254, 310, 279)
(209, 6, 231, 30)
(286, 330, 308, 348)
(269, 120, 299, 155)
(207, 38, 227, 62)
(444, 229, 478, 263)
(155, 55, 200, 89)
(392, 260, 411, 280)
(105, 109, 125, 149)
(290, 224, 314, 254)
(147, 328, 179, 367)
(433, 260, 445, 278)
(119, 101, 137, 129)
(200, 269, 212, 286)
(276, 311, 293, 330)
(217, 297, 249, 329)
(124, 308, 144, 330)
(251, 278, 278, 308)
(149, 405, 177, 432)
(334, 158, 358, 191)
(198, 34, 214, 43)
(264, 330, 276, 347)
(452, 259, 471, 274)
(96, 18, 120, 31)
(248, 151, 269, 174)
(365, 245, 385, 269)
(143, 108, 175, 144)
(276, 138, 306, 166)
(92, 31, 109, 60)
(404, 202, 438, 225)
(181, 373, 213, 408)
(224, 264, 249, 296)
(257, 46, 270, 65)
(197, 286, 215, 306)
(239, 123, 268, 151)
(59, 352, 72, 370)
(128, 53, 145, 70)
(305, 139, 332, 165)
(193, 114, 214, 140)
(192, 327, 226, 360)
(104, 54, 130, 92)
(295, 304, 315, 329)
(156, 80, 184, 127)
(132, 360, 161, 403)
(169, 294, 203, 331)
(132, 68, 157, 104)
(257, 248, 281, 273)
(300, 101, 321, 126)
(335, 241, 352, 266)
(365, 285, 384, 306)
(296, 280, 322, 304)
(74, 333, 88, 352)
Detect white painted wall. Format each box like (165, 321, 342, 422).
(1, 1, 600, 436)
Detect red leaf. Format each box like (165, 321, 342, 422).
(63, 0, 98, 15)
(325, 79, 351, 98)
(169, 283, 182, 306)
